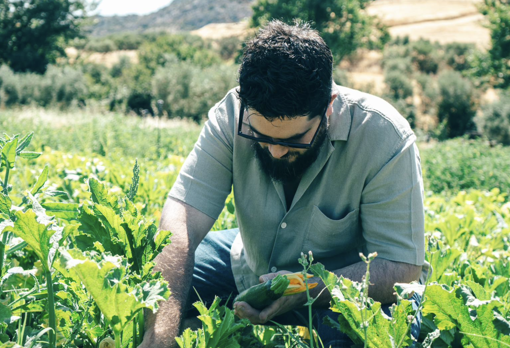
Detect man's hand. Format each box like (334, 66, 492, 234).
(233, 271, 307, 324)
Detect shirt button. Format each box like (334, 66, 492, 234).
(271, 266, 277, 273)
(281, 222, 287, 229)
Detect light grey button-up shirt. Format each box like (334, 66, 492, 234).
(169, 83, 427, 293)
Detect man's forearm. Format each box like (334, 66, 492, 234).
(143, 235, 195, 348)
(308, 258, 422, 307)
(141, 198, 215, 348)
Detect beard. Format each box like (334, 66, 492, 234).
(253, 118, 328, 183)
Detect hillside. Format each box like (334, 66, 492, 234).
(89, 0, 255, 37)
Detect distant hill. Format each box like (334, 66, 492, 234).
(89, 0, 256, 37)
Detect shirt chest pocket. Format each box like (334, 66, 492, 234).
(302, 206, 361, 258)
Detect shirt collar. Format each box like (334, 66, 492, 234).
(327, 83, 352, 142)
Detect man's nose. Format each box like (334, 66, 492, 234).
(267, 144, 289, 159)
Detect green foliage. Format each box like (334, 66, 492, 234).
(84, 39, 117, 53)
(0, 65, 87, 109)
(215, 37, 243, 61)
(382, 57, 414, 77)
(57, 250, 170, 336)
(311, 262, 416, 348)
(480, 93, 510, 145)
(420, 139, 510, 194)
(152, 61, 238, 122)
(437, 70, 477, 138)
(138, 34, 222, 73)
(0, 133, 172, 347)
(410, 39, 442, 74)
(176, 297, 250, 348)
(0, 0, 87, 74)
(250, 0, 390, 62)
(415, 73, 439, 120)
(384, 71, 413, 100)
(478, 0, 510, 88)
(444, 43, 476, 72)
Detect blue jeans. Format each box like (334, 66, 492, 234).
(185, 229, 422, 348)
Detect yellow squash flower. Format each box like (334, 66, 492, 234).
(283, 272, 318, 296)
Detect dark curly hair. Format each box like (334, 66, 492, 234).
(238, 20, 333, 121)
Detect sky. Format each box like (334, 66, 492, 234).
(94, 0, 173, 16)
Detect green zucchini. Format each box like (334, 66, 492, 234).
(234, 275, 290, 310)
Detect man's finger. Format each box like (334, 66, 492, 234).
(234, 301, 264, 324)
(259, 300, 280, 322)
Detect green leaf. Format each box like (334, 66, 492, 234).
(58, 250, 170, 334)
(77, 205, 124, 256)
(18, 151, 42, 160)
(311, 262, 414, 347)
(423, 285, 510, 347)
(128, 159, 140, 202)
(0, 193, 11, 216)
(3, 209, 56, 271)
(31, 165, 49, 195)
(0, 303, 12, 324)
(1, 138, 18, 169)
(89, 178, 117, 209)
(15, 132, 34, 154)
(42, 202, 80, 220)
(1, 267, 37, 290)
(427, 245, 462, 283)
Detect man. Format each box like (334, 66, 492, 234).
(141, 20, 427, 348)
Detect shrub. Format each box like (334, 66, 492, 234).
(138, 34, 222, 73)
(84, 39, 118, 53)
(0, 64, 87, 108)
(416, 73, 439, 116)
(0, 65, 19, 107)
(480, 94, 510, 145)
(110, 33, 145, 50)
(478, 0, 510, 88)
(382, 44, 411, 64)
(152, 61, 237, 122)
(444, 42, 476, 72)
(81, 63, 115, 101)
(382, 57, 413, 76)
(215, 37, 243, 61)
(410, 39, 442, 74)
(384, 71, 413, 100)
(437, 70, 477, 138)
(127, 91, 154, 116)
(391, 98, 416, 129)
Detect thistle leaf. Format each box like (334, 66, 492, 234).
(128, 160, 140, 202)
(1, 138, 18, 169)
(18, 151, 42, 160)
(58, 250, 170, 334)
(3, 210, 56, 271)
(31, 165, 49, 196)
(15, 132, 34, 154)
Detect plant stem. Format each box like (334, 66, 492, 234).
(361, 260, 372, 348)
(304, 273, 314, 348)
(2, 165, 10, 195)
(137, 310, 144, 346)
(133, 318, 137, 348)
(0, 232, 7, 279)
(46, 270, 56, 348)
(115, 330, 122, 348)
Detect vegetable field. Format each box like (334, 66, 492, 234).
(1, 110, 510, 347)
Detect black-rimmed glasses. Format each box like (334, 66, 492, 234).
(237, 103, 326, 149)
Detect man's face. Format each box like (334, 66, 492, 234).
(248, 112, 328, 183)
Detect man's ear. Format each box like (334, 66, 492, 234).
(326, 93, 339, 118)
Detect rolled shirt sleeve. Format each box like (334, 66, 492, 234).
(360, 136, 425, 266)
(169, 96, 235, 220)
